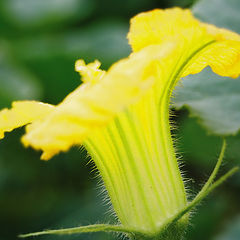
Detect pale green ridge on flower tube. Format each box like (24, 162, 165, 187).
(0, 7, 240, 236)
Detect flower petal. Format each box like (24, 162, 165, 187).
(128, 8, 240, 79)
(22, 46, 173, 160)
(128, 8, 209, 52)
(127, 8, 240, 52)
(9, 8, 240, 160)
(0, 101, 54, 139)
(182, 40, 240, 78)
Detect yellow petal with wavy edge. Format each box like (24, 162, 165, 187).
(0, 101, 54, 139)
(128, 8, 240, 79)
(128, 8, 207, 52)
(203, 23, 240, 42)
(18, 8, 240, 161)
(128, 8, 240, 52)
(182, 40, 240, 78)
(75, 59, 105, 84)
(21, 44, 174, 160)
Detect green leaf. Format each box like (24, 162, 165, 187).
(168, 0, 196, 7)
(174, 68, 240, 135)
(193, 0, 240, 33)
(173, 0, 240, 136)
(176, 113, 222, 169)
(13, 19, 130, 63)
(0, 43, 43, 108)
(215, 216, 240, 240)
(0, 63, 43, 107)
(13, 20, 130, 65)
(1, 0, 95, 29)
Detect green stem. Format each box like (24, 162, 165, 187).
(159, 167, 239, 232)
(19, 224, 134, 238)
(195, 139, 226, 199)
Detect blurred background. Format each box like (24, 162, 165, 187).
(0, 0, 239, 239)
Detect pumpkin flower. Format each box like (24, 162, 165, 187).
(1, 8, 240, 240)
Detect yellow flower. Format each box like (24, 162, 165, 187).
(1, 8, 240, 237)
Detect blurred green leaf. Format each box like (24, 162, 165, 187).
(174, 68, 240, 135)
(1, 0, 96, 29)
(13, 20, 130, 65)
(0, 41, 43, 108)
(176, 110, 240, 169)
(215, 216, 240, 240)
(185, 194, 229, 240)
(173, 0, 240, 136)
(193, 0, 240, 32)
(41, 188, 117, 240)
(167, 0, 196, 7)
(226, 134, 240, 162)
(176, 110, 221, 169)
(0, 129, 92, 240)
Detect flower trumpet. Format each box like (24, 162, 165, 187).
(1, 8, 240, 240)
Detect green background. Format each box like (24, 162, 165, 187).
(0, 0, 239, 239)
